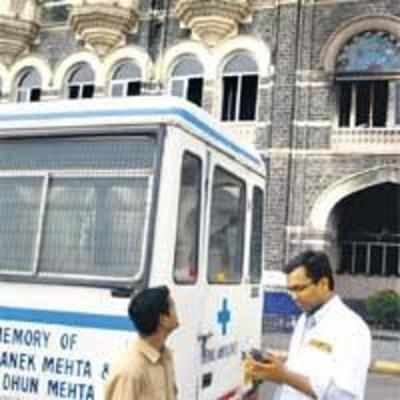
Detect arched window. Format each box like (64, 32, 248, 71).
(221, 52, 258, 121)
(66, 63, 95, 100)
(336, 31, 400, 128)
(110, 61, 142, 97)
(170, 56, 203, 107)
(16, 69, 41, 103)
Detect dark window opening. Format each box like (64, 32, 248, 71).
(30, 88, 41, 102)
(338, 83, 352, 127)
(152, 0, 164, 10)
(338, 81, 388, 128)
(222, 76, 238, 121)
(373, 81, 388, 127)
(355, 82, 370, 127)
(68, 85, 80, 99)
(338, 243, 352, 274)
(239, 75, 258, 120)
(187, 78, 203, 107)
(127, 81, 141, 96)
(370, 246, 383, 275)
(82, 85, 95, 99)
(386, 247, 399, 276)
(354, 245, 367, 275)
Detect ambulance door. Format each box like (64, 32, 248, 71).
(198, 154, 248, 400)
(157, 126, 207, 400)
(240, 184, 265, 370)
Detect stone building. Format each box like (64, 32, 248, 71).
(1, 0, 399, 300)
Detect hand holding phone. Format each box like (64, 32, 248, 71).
(249, 348, 272, 363)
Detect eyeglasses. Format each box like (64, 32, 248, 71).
(287, 281, 314, 294)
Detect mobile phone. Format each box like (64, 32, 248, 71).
(249, 348, 266, 362)
(250, 348, 274, 364)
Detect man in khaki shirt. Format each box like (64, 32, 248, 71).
(105, 286, 179, 400)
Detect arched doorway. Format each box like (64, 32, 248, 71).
(309, 166, 400, 298)
(336, 183, 400, 277)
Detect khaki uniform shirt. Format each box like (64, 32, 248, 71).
(104, 337, 177, 400)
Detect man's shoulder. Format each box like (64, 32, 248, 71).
(110, 341, 149, 378)
(335, 297, 371, 336)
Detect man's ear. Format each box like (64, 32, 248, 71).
(159, 313, 168, 327)
(320, 277, 330, 290)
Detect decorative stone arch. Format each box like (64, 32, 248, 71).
(10, 55, 52, 91)
(320, 15, 400, 73)
(309, 166, 400, 232)
(104, 46, 153, 83)
(53, 51, 103, 91)
(215, 35, 272, 78)
(156, 40, 212, 84)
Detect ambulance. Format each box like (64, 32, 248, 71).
(0, 96, 266, 399)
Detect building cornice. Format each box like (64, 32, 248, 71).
(0, 1, 40, 66)
(175, 0, 251, 47)
(69, 1, 139, 57)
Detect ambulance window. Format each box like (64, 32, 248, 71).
(0, 136, 156, 281)
(250, 187, 264, 283)
(173, 153, 202, 284)
(208, 168, 245, 284)
(39, 176, 150, 278)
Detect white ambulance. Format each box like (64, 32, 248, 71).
(0, 96, 266, 399)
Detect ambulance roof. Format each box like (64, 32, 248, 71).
(0, 96, 265, 176)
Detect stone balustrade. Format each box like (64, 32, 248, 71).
(332, 128, 400, 152)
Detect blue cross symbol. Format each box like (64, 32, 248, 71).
(217, 298, 231, 336)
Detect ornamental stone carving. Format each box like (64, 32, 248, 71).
(175, 0, 251, 47)
(69, 0, 139, 57)
(0, 0, 40, 65)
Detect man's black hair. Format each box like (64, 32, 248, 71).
(128, 286, 171, 336)
(284, 250, 335, 290)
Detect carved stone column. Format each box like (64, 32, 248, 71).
(70, 0, 139, 57)
(175, 0, 251, 47)
(0, 0, 40, 65)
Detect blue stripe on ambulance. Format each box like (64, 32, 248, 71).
(0, 306, 134, 332)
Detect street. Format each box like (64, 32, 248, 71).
(259, 373, 399, 399)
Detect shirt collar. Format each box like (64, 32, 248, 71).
(136, 336, 172, 364)
(310, 294, 339, 325)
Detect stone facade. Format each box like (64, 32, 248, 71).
(1, 0, 400, 298)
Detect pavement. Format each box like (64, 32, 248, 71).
(259, 374, 400, 399)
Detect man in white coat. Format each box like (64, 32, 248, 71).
(245, 250, 371, 400)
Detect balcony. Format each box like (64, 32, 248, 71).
(69, 0, 139, 56)
(0, 0, 40, 65)
(175, 0, 250, 47)
(332, 128, 400, 153)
